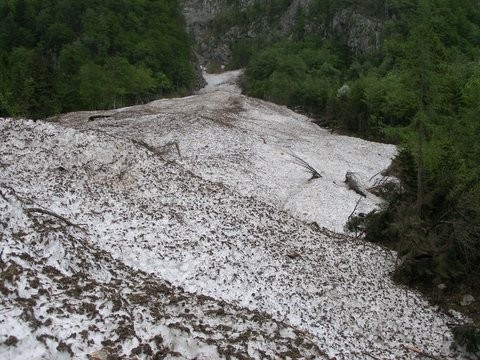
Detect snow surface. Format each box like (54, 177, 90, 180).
(0, 71, 472, 359)
(56, 70, 397, 233)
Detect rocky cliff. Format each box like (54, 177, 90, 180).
(181, 0, 385, 66)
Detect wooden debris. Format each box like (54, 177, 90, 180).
(345, 171, 366, 197)
(403, 344, 443, 360)
(289, 152, 322, 181)
(287, 252, 301, 259)
(88, 115, 111, 122)
(25, 207, 88, 233)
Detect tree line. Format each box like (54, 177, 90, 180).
(0, 0, 194, 119)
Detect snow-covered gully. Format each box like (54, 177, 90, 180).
(0, 72, 470, 359)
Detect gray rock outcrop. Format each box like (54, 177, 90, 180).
(181, 0, 385, 66)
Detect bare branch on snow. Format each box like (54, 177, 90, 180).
(289, 152, 322, 181)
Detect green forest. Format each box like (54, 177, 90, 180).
(227, 0, 480, 328)
(0, 0, 194, 118)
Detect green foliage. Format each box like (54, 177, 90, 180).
(453, 325, 480, 354)
(77, 56, 160, 110)
(462, 61, 480, 109)
(228, 38, 267, 69)
(0, 0, 194, 118)
(245, 41, 342, 117)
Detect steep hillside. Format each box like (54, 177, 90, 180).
(1, 73, 474, 359)
(0, 182, 326, 359)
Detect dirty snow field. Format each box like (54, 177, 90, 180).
(0, 71, 470, 359)
(57, 70, 397, 233)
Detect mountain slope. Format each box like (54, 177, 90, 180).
(56, 70, 397, 233)
(0, 73, 469, 359)
(0, 183, 325, 359)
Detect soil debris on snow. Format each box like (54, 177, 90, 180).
(0, 185, 324, 359)
(55, 70, 398, 233)
(0, 71, 472, 359)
